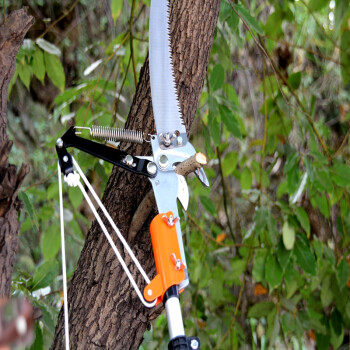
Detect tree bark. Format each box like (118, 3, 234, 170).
(50, 1, 220, 349)
(0, 9, 33, 298)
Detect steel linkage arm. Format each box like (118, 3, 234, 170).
(56, 126, 156, 178)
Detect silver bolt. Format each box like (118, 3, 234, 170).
(147, 289, 153, 296)
(163, 133, 172, 147)
(125, 155, 134, 166)
(158, 155, 169, 169)
(190, 339, 199, 350)
(177, 136, 183, 146)
(168, 215, 174, 226)
(63, 155, 69, 162)
(147, 162, 157, 175)
(56, 138, 64, 148)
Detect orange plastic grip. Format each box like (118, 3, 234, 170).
(144, 212, 185, 304)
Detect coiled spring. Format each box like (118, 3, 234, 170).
(76, 125, 145, 144)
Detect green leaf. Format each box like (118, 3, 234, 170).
(277, 238, 292, 271)
(17, 62, 31, 90)
(8, 66, 18, 97)
(44, 52, 65, 92)
(33, 48, 45, 82)
(308, 0, 330, 12)
(267, 212, 278, 246)
(18, 192, 39, 231)
(295, 207, 310, 237)
(316, 332, 331, 350)
(321, 274, 334, 308)
(294, 236, 316, 275)
(219, 105, 242, 138)
(30, 322, 44, 350)
(330, 163, 350, 187)
(31, 260, 59, 291)
(233, 3, 264, 35)
(47, 182, 58, 200)
(308, 309, 328, 334)
(222, 151, 238, 176)
(199, 195, 217, 216)
(36, 38, 61, 56)
(68, 186, 84, 210)
(220, 2, 234, 26)
(32, 300, 57, 335)
(265, 10, 283, 39)
(41, 225, 60, 260)
(288, 71, 302, 90)
(240, 167, 252, 190)
(210, 64, 225, 91)
(337, 257, 349, 290)
(334, 0, 349, 32)
(230, 259, 246, 281)
(252, 249, 267, 282)
(311, 194, 330, 219)
(75, 106, 93, 126)
(248, 301, 275, 318)
(314, 168, 333, 192)
(282, 221, 295, 250)
(265, 255, 283, 290)
(111, 0, 123, 25)
(254, 207, 268, 234)
(208, 116, 221, 146)
(285, 262, 299, 298)
(269, 310, 280, 346)
(284, 151, 298, 173)
(340, 30, 350, 84)
(330, 308, 344, 349)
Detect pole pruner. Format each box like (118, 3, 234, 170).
(56, 1, 209, 349)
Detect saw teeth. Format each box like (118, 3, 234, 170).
(149, 0, 186, 134)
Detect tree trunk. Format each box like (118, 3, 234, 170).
(50, 1, 220, 349)
(0, 9, 33, 298)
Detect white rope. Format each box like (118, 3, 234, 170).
(75, 181, 156, 308)
(58, 162, 70, 350)
(72, 158, 154, 287)
(58, 157, 156, 314)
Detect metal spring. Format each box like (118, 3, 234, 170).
(90, 125, 144, 144)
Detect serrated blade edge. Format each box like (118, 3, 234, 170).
(149, 0, 186, 135)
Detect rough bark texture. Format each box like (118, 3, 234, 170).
(0, 9, 33, 298)
(51, 1, 220, 349)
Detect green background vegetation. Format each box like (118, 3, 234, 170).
(3, 0, 350, 348)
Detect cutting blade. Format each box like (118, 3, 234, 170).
(149, 0, 186, 135)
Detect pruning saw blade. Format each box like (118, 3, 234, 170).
(149, 0, 186, 135)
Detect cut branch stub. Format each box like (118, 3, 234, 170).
(175, 152, 207, 177)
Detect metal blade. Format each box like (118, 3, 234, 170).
(177, 175, 189, 210)
(149, 0, 186, 135)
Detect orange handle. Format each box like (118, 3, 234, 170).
(144, 212, 186, 304)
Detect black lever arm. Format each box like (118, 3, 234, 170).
(56, 126, 156, 178)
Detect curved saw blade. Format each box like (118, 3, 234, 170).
(149, 0, 186, 135)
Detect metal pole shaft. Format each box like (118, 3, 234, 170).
(165, 297, 185, 340)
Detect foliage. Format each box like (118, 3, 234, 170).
(4, 0, 350, 349)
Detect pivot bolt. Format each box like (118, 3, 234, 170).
(147, 162, 157, 175)
(63, 155, 69, 163)
(56, 138, 64, 148)
(147, 289, 153, 296)
(158, 155, 169, 169)
(190, 339, 199, 350)
(125, 155, 134, 167)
